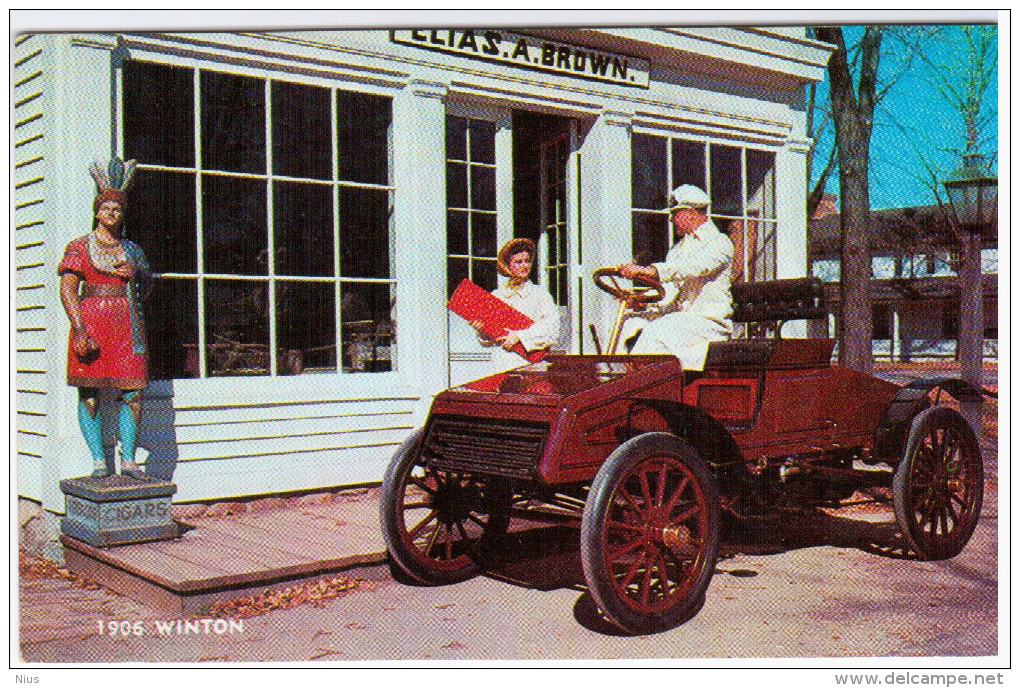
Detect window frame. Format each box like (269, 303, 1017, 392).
(443, 104, 510, 298)
(539, 132, 571, 306)
(118, 54, 399, 384)
(629, 127, 779, 284)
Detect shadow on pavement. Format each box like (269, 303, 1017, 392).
(570, 593, 632, 636)
(467, 507, 927, 636)
(720, 507, 917, 562)
(480, 508, 917, 599)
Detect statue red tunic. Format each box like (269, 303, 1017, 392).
(58, 236, 148, 389)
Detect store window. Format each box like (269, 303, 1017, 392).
(541, 133, 570, 305)
(122, 60, 395, 379)
(445, 114, 498, 297)
(630, 133, 777, 282)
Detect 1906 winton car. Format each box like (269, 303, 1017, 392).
(380, 269, 985, 635)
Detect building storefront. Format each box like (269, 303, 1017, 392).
(14, 27, 832, 510)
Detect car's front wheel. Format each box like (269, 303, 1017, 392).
(580, 432, 720, 634)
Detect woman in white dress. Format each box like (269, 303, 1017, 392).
(472, 238, 559, 373)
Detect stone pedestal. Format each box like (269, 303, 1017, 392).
(59, 474, 178, 547)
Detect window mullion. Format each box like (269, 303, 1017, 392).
(666, 135, 674, 254)
(465, 122, 473, 283)
(539, 137, 549, 290)
(113, 56, 123, 159)
(332, 88, 343, 374)
(740, 147, 749, 284)
(194, 67, 208, 379)
(265, 78, 277, 377)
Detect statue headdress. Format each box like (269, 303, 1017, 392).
(90, 157, 137, 213)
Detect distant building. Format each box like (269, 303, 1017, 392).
(808, 195, 998, 360)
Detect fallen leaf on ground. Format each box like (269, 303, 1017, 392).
(18, 549, 103, 590)
(204, 575, 362, 619)
(310, 648, 343, 660)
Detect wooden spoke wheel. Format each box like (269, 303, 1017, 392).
(581, 432, 720, 635)
(893, 406, 984, 561)
(381, 429, 510, 585)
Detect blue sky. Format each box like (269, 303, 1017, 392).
(808, 24, 999, 211)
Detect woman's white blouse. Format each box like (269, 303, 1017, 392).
(484, 279, 560, 354)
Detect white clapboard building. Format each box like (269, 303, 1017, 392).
(14, 26, 832, 510)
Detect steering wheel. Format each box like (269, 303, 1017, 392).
(592, 267, 666, 306)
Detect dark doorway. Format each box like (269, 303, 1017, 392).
(513, 110, 575, 300)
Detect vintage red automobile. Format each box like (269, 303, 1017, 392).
(380, 270, 985, 635)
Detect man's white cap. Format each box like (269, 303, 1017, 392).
(668, 184, 710, 211)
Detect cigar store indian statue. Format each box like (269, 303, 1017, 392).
(58, 159, 152, 479)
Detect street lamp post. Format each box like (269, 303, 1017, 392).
(942, 151, 997, 433)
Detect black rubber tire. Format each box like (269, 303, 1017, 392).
(580, 432, 720, 635)
(893, 406, 984, 561)
(380, 428, 508, 585)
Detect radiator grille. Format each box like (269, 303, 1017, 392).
(422, 415, 549, 479)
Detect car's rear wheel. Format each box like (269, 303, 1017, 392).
(581, 432, 720, 634)
(893, 406, 984, 561)
(381, 429, 509, 585)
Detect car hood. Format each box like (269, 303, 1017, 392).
(435, 354, 682, 409)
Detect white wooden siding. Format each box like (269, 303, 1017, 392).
(169, 442, 408, 501)
(14, 33, 54, 498)
(136, 395, 418, 501)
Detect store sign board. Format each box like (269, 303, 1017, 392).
(392, 29, 650, 89)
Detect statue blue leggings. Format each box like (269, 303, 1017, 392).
(77, 388, 141, 465)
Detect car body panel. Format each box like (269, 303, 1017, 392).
(424, 346, 900, 487)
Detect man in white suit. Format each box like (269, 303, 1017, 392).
(618, 184, 733, 371)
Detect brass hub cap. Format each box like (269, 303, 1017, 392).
(661, 522, 693, 553)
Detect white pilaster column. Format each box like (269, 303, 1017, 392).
(775, 135, 811, 337)
(391, 79, 449, 414)
(578, 108, 633, 350)
(494, 114, 514, 246)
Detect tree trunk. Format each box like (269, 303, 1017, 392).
(834, 117, 874, 374)
(814, 25, 882, 375)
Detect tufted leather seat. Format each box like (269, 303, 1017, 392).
(705, 277, 830, 369)
(730, 277, 827, 327)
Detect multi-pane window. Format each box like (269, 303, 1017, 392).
(630, 133, 777, 282)
(541, 134, 569, 305)
(122, 60, 395, 379)
(445, 115, 498, 297)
